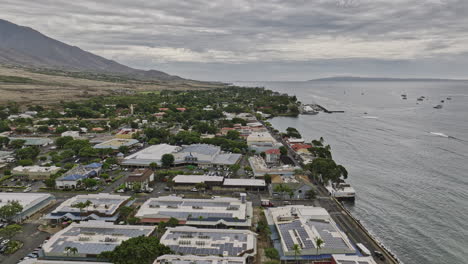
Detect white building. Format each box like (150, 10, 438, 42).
(0, 193, 55, 223)
(266, 205, 356, 261)
(135, 196, 253, 228)
(44, 193, 130, 222)
(248, 156, 297, 177)
(61, 131, 81, 139)
(160, 226, 257, 259)
(12, 165, 61, 180)
(41, 221, 155, 261)
(122, 144, 241, 168)
(246, 132, 282, 153)
(55, 163, 102, 189)
(154, 255, 246, 264)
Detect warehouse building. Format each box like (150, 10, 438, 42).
(0, 193, 55, 223)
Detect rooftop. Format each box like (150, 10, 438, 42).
(56, 164, 101, 182)
(126, 168, 153, 182)
(94, 138, 139, 149)
(46, 193, 130, 220)
(42, 221, 155, 258)
(136, 196, 252, 227)
(0, 193, 54, 214)
(12, 165, 60, 174)
(173, 175, 224, 184)
(223, 178, 266, 187)
(154, 255, 246, 264)
(123, 144, 241, 167)
(8, 137, 53, 146)
(266, 206, 355, 257)
(332, 254, 378, 264)
(160, 226, 257, 258)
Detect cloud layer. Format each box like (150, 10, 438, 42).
(2, 0, 468, 80)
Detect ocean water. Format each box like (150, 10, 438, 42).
(236, 81, 468, 264)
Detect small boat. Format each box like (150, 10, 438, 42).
(433, 104, 443, 109)
(440, 100, 444, 103)
(447, 97, 452, 100)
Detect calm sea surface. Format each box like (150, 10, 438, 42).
(236, 81, 468, 264)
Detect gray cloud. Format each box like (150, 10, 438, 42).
(1, 0, 468, 80)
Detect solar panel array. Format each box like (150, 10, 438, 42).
(307, 220, 349, 250)
(277, 220, 315, 251)
(164, 230, 250, 257)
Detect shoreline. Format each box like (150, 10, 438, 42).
(263, 117, 401, 264)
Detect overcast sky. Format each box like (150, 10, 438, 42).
(2, 0, 468, 81)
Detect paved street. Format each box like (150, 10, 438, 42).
(0, 223, 49, 264)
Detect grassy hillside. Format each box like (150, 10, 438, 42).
(0, 65, 226, 105)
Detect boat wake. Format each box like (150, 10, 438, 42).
(429, 132, 449, 138)
(361, 116, 379, 119)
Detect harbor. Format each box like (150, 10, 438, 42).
(301, 104, 345, 114)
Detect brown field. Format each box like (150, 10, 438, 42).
(0, 66, 225, 105)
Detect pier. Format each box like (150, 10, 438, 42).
(314, 104, 345, 113)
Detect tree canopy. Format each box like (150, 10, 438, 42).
(99, 236, 172, 264)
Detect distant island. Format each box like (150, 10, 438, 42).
(309, 76, 468, 82)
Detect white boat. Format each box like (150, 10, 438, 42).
(326, 182, 356, 200)
(433, 104, 443, 109)
(302, 105, 319, 115)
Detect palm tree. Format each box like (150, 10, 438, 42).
(292, 244, 301, 264)
(72, 200, 92, 221)
(314, 237, 324, 256)
(64, 246, 78, 256)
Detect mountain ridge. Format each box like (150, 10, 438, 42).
(0, 19, 180, 81)
(309, 76, 468, 82)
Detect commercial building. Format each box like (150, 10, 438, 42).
(248, 156, 297, 177)
(265, 148, 281, 164)
(246, 132, 282, 153)
(0, 193, 55, 223)
(154, 255, 246, 264)
(135, 196, 252, 228)
(122, 144, 241, 168)
(93, 138, 139, 150)
(125, 168, 154, 191)
(172, 175, 224, 190)
(12, 165, 61, 180)
(0, 150, 13, 163)
(220, 178, 267, 192)
(160, 226, 257, 260)
(44, 193, 131, 222)
(266, 206, 356, 262)
(41, 221, 155, 261)
(55, 163, 102, 189)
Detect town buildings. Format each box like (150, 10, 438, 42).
(93, 138, 139, 150)
(246, 132, 281, 153)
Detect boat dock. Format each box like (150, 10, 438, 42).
(314, 104, 345, 113)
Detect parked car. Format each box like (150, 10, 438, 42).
(191, 188, 198, 192)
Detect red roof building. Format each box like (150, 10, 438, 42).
(291, 143, 312, 152)
(176, 108, 187, 112)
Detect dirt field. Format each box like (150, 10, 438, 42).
(0, 66, 225, 105)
